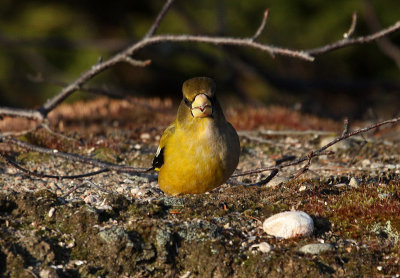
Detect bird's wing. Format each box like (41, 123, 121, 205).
(152, 122, 176, 170)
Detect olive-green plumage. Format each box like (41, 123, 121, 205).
(152, 77, 240, 195)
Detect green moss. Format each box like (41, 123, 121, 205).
(91, 147, 120, 163)
(6, 253, 28, 278)
(17, 151, 50, 163)
(125, 201, 166, 219)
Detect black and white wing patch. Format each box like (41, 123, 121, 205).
(152, 146, 164, 171)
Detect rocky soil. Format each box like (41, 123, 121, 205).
(0, 97, 400, 277)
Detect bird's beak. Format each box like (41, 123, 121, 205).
(191, 94, 212, 118)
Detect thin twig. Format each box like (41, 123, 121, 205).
(0, 107, 43, 121)
(61, 181, 87, 198)
(258, 130, 334, 136)
(0, 137, 150, 173)
(252, 9, 269, 41)
(341, 118, 349, 136)
(122, 56, 152, 67)
(290, 152, 313, 181)
(128, 34, 314, 61)
(344, 12, 358, 38)
(0, 152, 110, 179)
(252, 169, 279, 186)
(144, 0, 176, 38)
(308, 20, 400, 56)
(233, 115, 400, 177)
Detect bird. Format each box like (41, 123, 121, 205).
(152, 77, 240, 195)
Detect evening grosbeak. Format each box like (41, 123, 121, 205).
(152, 77, 240, 195)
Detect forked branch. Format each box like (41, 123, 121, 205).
(0, 2, 399, 122)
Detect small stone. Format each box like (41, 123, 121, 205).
(349, 177, 360, 188)
(140, 133, 151, 140)
(299, 185, 307, 192)
(48, 207, 55, 218)
(116, 187, 125, 194)
(334, 183, 348, 188)
(48, 182, 58, 191)
(361, 159, 371, 167)
(130, 187, 140, 195)
(250, 242, 272, 253)
(40, 268, 59, 278)
(84, 194, 100, 204)
(377, 266, 383, 271)
(299, 243, 334, 254)
(180, 272, 192, 278)
(66, 240, 75, 248)
(74, 260, 85, 266)
(267, 176, 289, 188)
(263, 211, 314, 239)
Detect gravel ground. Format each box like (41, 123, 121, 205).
(1, 98, 400, 277)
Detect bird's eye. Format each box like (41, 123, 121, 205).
(184, 98, 191, 107)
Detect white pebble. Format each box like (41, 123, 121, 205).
(140, 133, 151, 140)
(263, 211, 314, 239)
(130, 187, 140, 195)
(250, 242, 272, 253)
(48, 207, 55, 218)
(84, 194, 100, 204)
(74, 260, 85, 266)
(349, 177, 360, 188)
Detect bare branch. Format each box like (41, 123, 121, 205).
(144, 0, 176, 39)
(0, 5, 399, 123)
(308, 20, 400, 56)
(0, 107, 44, 121)
(233, 115, 400, 177)
(343, 12, 358, 38)
(122, 56, 152, 67)
(0, 152, 109, 179)
(252, 9, 270, 41)
(261, 130, 333, 136)
(289, 152, 313, 181)
(126, 34, 314, 60)
(0, 137, 150, 173)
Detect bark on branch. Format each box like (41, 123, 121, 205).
(0, 1, 399, 121)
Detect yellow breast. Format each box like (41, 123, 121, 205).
(158, 119, 237, 195)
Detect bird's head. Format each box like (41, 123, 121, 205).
(182, 77, 216, 118)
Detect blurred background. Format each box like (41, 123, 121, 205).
(0, 0, 399, 120)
